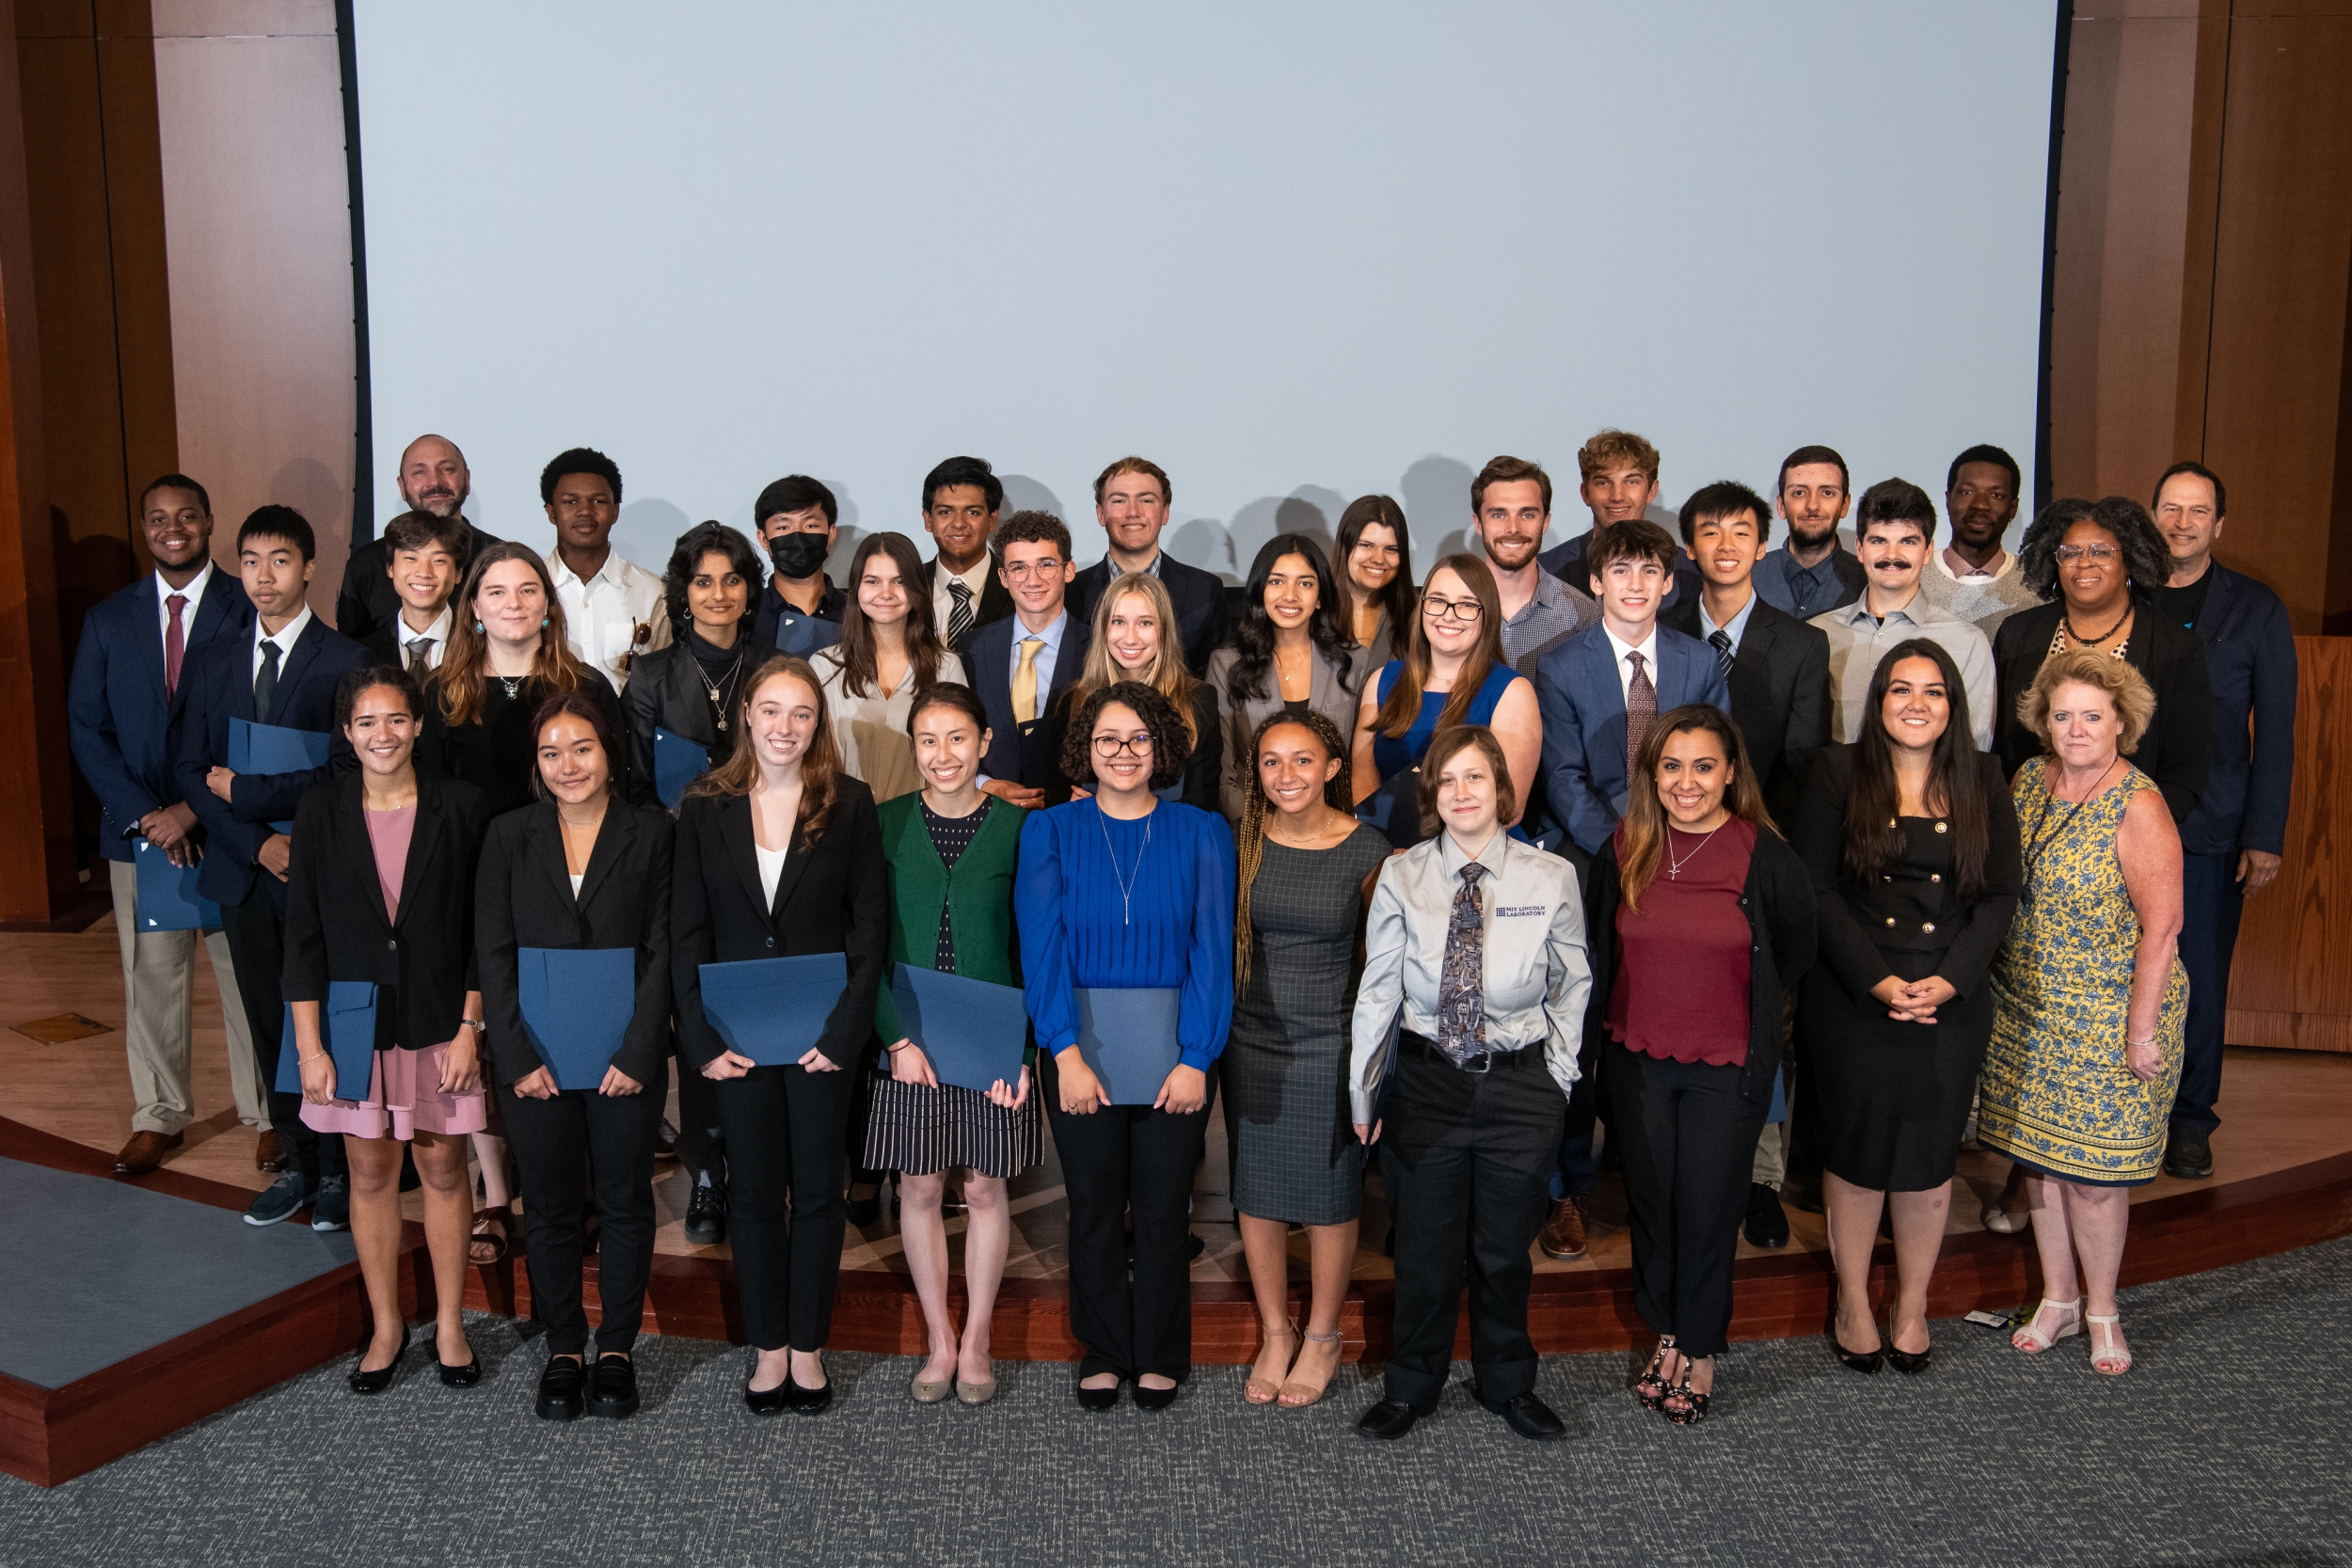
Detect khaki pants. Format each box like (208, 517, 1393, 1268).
(109, 859, 263, 1134)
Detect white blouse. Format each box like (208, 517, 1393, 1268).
(813, 647, 967, 803)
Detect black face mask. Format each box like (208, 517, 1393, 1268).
(768, 532, 829, 581)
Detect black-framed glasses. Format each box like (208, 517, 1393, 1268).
(1092, 734, 1154, 756)
(1422, 594, 1484, 622)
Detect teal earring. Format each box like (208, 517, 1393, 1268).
(541, 617, 549, 627)
(474, 621, 485, 634)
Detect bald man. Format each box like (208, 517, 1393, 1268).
(334, 434, 503, 641)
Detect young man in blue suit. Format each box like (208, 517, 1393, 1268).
(2153, 461, 2297, 1180)
(970, 511, 1090, 810)
(1532, 517, 1730, 1258)
(68, 475, 262, 1177)
(175, 505, 366, 1228)
(1068, 456, 1228, 675)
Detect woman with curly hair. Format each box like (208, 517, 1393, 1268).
(1205, 534, 1364, 824)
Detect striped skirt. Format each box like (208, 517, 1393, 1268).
(860, 1074, 1043, 1179)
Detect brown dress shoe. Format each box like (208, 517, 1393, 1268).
(114, 1130, 183, 1175)
(257, 1129, 289, 1172)
(1539, 1196, 1588, 1259)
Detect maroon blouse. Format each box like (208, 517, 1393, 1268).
(1606, 817, 1756, 1067)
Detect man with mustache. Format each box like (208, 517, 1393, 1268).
(749, 474, 847, 657)
(334, 434, 501, 641)
(1918, 444, 2040, 636)
(1810, 480, 1996, 752)
(1536, 429, 1701, 612)
(1756, 445, 1867, 619)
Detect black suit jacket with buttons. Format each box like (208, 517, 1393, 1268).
(1661, 594, 1832, 822)
(670, 776, 888, 1071)
(918, 555, 1014, 658)
(475, 799, 675, 1087)
(1071, 552, 1231, 676)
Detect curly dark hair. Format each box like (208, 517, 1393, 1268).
(661, 520, 765, 637)
(2015, 495, 2170, 603)
(1058, 679, 1187, 793)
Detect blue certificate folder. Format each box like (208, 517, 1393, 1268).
(517, 947, 636, 1090)
(1071, 987, 1182, 1105)
(133, 837, 220, 931)
(273, 982, 378, 1101)
(654, 727, 710, 810)
(698, 953, 849, 1066)
(229, 718, 331, 832)
(888, 965, 1026, 1094)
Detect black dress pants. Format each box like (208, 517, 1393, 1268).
(220, 883, 344, 1184)
(1041, 1053, 1209, 1382)
(715, 1061, 855, 1353)
(502, 1082, 663, 1356)
(1380, 1036, 1565, 1414)
(671, 1027, 726, 1188)
(1603, 1039, 1769, 1358)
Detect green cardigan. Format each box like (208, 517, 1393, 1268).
(872, 792, 1029, 1057)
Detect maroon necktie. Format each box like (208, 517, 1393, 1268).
(1625, 651, 1657, 772)
(165, 594, 187, 700)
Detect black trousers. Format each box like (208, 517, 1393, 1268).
(1380, 1035, 1566, 1413)
(671, 1028, 725, 1187)
(502, 1082, 663, 1356)
(1604, 1040, 1768, 1358)
(1041, 1053, 1209, 1382)
(2173, 848, 2245, 1136)
(220, 884, 344, 1184)
(715, 1061, 855, 1352)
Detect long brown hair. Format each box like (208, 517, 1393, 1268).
(1066, 570, 1200, 745)
(437, 541, 595, 728)
(1373, 553, 1504, 741)
(1335, 493, 1417, 642)
(1233, 708, 1354, 988)
(1617, 705, 1772, 915)
(829, 531, 947, 700)
(1845, 639, 1991, 899)
(685, 654, 845, 846)
(525, 690, 621, 802)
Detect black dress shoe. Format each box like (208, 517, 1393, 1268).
(1493, 1392, 1567, 1441)
(2163, 1128, 2214, 1180)
(1074, 1381, 1120, 1411)
(845, 1181, 882, 1227)
(787, 1373, 833, 1416)
(1830, 1332, 1884, 1375)
(437, 1349, 483, 1387)
(1132, 1380, 1179, 1411)
(347, 1328, 410, 1395)
(1355, 1400, 1420, 1441)
(1885, 1343, 1931, 1376)
(537, 1356, 587, 1420)
(683, 1180, 728, 1244)
(589, 1354, 640, 1418)
(743, 1377, 792, 1417)
(1742, 1182, 1789, 1249)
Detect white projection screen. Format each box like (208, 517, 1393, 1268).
(352, 2, 2059, 581)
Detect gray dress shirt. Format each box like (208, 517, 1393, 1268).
(1810, 591, 1998, 752)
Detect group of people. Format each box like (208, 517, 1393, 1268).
(66, 426, 2296, 1437)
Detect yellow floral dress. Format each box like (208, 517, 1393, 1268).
(1979, 758, 2187, 1185)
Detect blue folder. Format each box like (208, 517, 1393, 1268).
(697, 953, 849, 1066)
(229, 718, 331, 833)
(517, 947, 636, 1090)
(888, 964, 1027, 1094)
(133, 837, 220, 932)
(654, 727, 710, 810)
(274, 981, 379, 1101)
(1072, 986, 1182, 1105)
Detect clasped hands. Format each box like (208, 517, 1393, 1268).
(1051, 1050, 1203, 1117)
(1869, 974, 1957, 1024)
(699, 1045, 841, 1079)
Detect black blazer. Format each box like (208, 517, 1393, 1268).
(419, 668, 637, 817)
(918, 555, 1013, 657)
(1071, 553, 1231, 676)
(282, 771, 492, 1052)
(1662, 594, 1832, 821)
(621, 641, 730, 801)
(671, 778, 888, 1071)
(475, 799, 675, 1087)
(1992, 599, 2213, 824)
(1582, 823, 1817, 1108)
(1046, 679, 1223, 811)
(967, 612, 1092, 799)
(335, 520, 501, 642)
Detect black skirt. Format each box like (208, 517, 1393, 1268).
(1798, 945, 1993, 1192)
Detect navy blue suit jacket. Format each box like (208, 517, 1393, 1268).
(2177, 563, 2296, 859)
(1535, 622, 1732, 855)
(1071, 552, 1229, 677)
(69, 570, 251, 862)
(173, 615, 367, 907)
(967, 611, 1091, 800)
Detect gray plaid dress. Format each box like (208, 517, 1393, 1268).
(1222, 824, 1391, 1225)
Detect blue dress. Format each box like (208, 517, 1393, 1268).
(1368, 659, 1521, 783)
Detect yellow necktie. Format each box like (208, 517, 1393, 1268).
(1012, 636, 1043, 723)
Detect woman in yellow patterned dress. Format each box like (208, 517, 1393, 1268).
(1979, 650, 2186, 1376)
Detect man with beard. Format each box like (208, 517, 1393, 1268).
(335, 434, 501, 641)
(1536, 429, 1701, 611)
(1755, 445, 1866, 619)
(1476, 455, 1599, 673)
(749, 474, 848, 657)
(1918, 443, 2040, 637)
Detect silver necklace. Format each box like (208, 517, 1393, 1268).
(1097, 808, 1152, 925)
(496, 674, 525, 699)
(1664, 820, 1724, 879)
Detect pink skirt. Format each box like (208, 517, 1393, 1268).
(299, 1042, 489, 1142)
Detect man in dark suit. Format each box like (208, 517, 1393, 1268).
(68, 474, 262, 1176)
(334, 433, 499, 641)
(1755, 444, 1867, 619)
(749, 474, 848, 656)
(1068, 455, 1228, 675)
(1535, 428, 1702, 612)
(970, 511, 1090, 809)
(1663, 480, 1832, 1249)
(357, 509, 467, 675)
(917, 455, 1013, 657)
(2152, 461, 2296, 1180)
(176, 506, 366, 1229)
(1533, 517, 1731, 1260)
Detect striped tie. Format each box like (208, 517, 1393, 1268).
(946, 579, 974, 646)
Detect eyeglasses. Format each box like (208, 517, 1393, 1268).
(2055, 544, 2119, 563)
(1422, 594, 1484, 623)
(1092, 734, 1153, 756)
(1001, 560, 1065, 580)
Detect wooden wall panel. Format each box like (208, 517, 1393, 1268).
(2229, 637, 2351, 1050)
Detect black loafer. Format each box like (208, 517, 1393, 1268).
(787, 1373, 833, 1416)
(743, 1378, 791, 1417)
(536, 1356, 587, 1420)
(1132, 1381, 1179, 1412)
(347, 1328, 409, 1395)
(1493, 1392, 1566, 1441)
(1743, 1182, 1789, 1249)
(1355, 1399, 1420, 1441)
(2163, 1129, 2213, 1180)
(1075, 1381, 1120, 1411)
(588, 1354, 640, 1418)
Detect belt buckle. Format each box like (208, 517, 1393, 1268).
(1461, 1050, 1493, 1074)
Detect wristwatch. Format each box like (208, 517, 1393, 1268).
(460, 1019, 487, 1034)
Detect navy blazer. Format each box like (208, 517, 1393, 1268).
(1661, 594, 1832, 822)
(1535, 622, 1732, 856)
(967, 611, 1092, 800)
(2175, 563, 2296, 858)
(68, 569, 250, 862)
(1071, 552, 1230, 676)
(172, 615, 368, 907)
(1539, 530, 1704, 614)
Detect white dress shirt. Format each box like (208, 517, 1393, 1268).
(551, 549, 670, 690)
(1697, 589, 1760, 654)
(155, 562, 215, 649)
(252, 605, 312, 684)
(389, 605, 454, 672)
(1811, 588, 1998, 752)
(930, 556, 993, 639)
(1600, 623, 1661, 706)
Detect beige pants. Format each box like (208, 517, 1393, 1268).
(110, 858, 263, 1134)
(1752, 1120, 1786, 1188)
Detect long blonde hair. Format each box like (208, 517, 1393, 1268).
(1067, 570, 1199, 744)
(437, 541, 596, 728)
(685, 655, 847, 846)
(1232, 708, 1354, 988)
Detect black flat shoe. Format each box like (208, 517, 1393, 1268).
(1132, 1381, 1179, 1412)
(845, 1183, 882, 1227)
(537, 1356, 587, 1420)
(1355, 1399, 1419, 1441)
(589, 1354, 640, 1418)
(787, 1373, 833, 1416)
(743, 1378, 792, 1417)
(1493, 1392, 1566, 1441)
(1830, 1332, 1884, 1375)
(437, 1352, 482, 1388)
(1074, 1381, 1120, 1411)
(347, 1328, 409, 1395)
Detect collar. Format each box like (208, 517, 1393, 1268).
(941, 554, 993, 590)
(1937, 546, 2010, 581)
(1776, 546, 1843, 581)
(1699, 589, 1759, 648)
(1509, 569, 1576, 621)
(397, 605, 454, 644)
(257, 604, 313, 652)
(157, 561, 215, 606)
(1104, 549, 1164, 579)
(1013, 609, 1069, 651)
(549, 551, 622, 591)
(1840, 586, 1927, 628)
(1602, 622, 1659, 669)
(1438, 825, 1511, 881)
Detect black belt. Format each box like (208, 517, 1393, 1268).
(1401, 1030, 1537, 1075)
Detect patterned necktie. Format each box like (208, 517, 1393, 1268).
(253, 639, 282, 724)
(1012, 636, 1043, 724)
(164, 594, 187, 700)
(1435, 863, 1490, 1065)
(406, 637, 432, 675)
(1625, 651, 1657, 773)
(1708, 629, 1735, 679)
(946, 579, 974, 647)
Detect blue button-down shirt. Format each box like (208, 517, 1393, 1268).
(1756, 546, 1858, 620)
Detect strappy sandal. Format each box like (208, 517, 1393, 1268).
(2086, 1313, 2132, 1375)
(468, 1209, 511, 1266)
(1278, 1330, 1343, 1408)
(1635, 1336, 1677, 1410)
(1662, 1357, 1711, 1427)
(1243, 1318, 1297, 1405)
(2010, 1296, 2081, 1354)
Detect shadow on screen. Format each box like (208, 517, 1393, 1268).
(998, 472, 1066, 521)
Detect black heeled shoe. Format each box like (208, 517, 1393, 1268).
(1074, 1380, 1120, 1411)
(1635, 1336, 1677, 1410)
(1662, 1363, 1711, 1427)
(348, 1327, 410, 1395)
(1829, 1331, 1884, 1375)
(434, 1326, 481, 1387)
(1884, 1323, 1931, 1376)
(1132, 1380, 1179, 1412)
(538, 1355, 587, 1420)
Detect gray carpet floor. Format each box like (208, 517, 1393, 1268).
(5, 1240, 2349, 1567)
